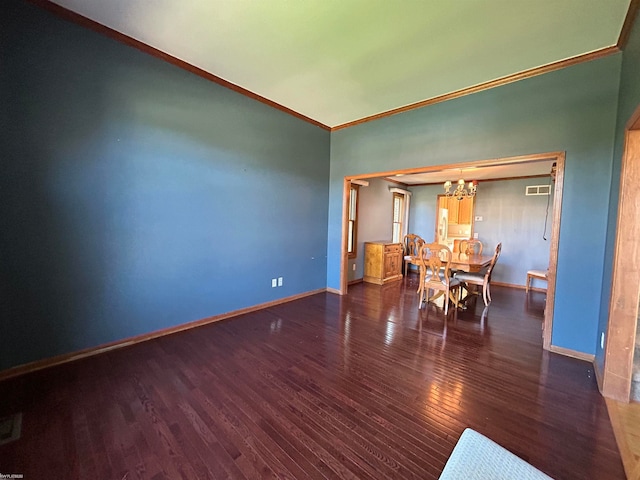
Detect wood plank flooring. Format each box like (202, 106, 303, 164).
(607, 398, 640, 479)
(0, 278, 626, 479)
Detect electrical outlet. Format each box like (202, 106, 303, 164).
(271, 278, 277, 288)
(475, 215, 483, 221)
(473, 232, 479, 239)
(352, 264, 356, 271)
(278, 277, 283, 287)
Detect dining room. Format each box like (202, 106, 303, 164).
(408, 167, 554, 291)
(345, 156, 557, 336)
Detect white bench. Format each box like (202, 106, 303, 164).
(439, 428, 554, 480)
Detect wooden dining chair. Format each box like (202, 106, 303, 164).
(464, 239, 483, 255)
(454, 243, 502, 306)
(403, 234, 425, 275)
(417, 243, 461, 315)
(453, 239, 465, 254)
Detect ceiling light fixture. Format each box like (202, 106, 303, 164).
(444, 176, 478, 200)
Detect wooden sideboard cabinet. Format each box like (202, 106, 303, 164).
(363, 241, 403, 285)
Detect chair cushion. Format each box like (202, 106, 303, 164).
(425, 276, 459, 286)
(454, 272, 484, 284)
(439, 428, 554, 480)
(527, 270, 547, 279)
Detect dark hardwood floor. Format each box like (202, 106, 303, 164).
(0, 277, 625, 479)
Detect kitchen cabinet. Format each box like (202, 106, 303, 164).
(438, 195, 474, 225)
(458, 196, 474, 224)
(363, 241, 403, 284)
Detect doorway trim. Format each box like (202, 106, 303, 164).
(602, 104, 640, 402)
(339, 151, 565, 352)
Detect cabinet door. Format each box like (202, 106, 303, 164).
(383, 244, 402, 277)
(384, 251, 401, 277)
(447, 196, 460, 224)
(458, 197, 474, 224)
(393, 251, 402, 275)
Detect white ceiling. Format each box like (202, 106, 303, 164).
(50, 0, 630, 128)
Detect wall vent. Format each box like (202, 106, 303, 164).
(525, 185, 551, 196)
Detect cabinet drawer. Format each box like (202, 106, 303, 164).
(385, 244, 402, 253)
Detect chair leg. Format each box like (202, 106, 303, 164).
(444, 288, 449, 316)
(454, 286, 459, 320)
(526, 274, 530, 293)
(487, 282, 492, 303)
(482, 283, 489, 306)
(418, 286, 429, 309)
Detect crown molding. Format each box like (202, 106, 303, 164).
(618, 0, 640, 49)
(27, 0, 632, 133)
(331, 46, 620, 131)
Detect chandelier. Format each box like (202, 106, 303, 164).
(444, 178, 478, 200)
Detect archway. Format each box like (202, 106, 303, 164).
(339, 151, 566, 351)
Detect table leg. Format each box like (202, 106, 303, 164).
(427, 290, 445, 305)
(456, 285, 472, 309)
(425, 290, 465, 310)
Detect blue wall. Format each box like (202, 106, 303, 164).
(407, 179, 552, 285)
(1, 0, 633, 370)
(0, 1, 330, 370)
(473, 178, 552, 287)
(596, 13, 640, 371)
(329, 55, 621, 355)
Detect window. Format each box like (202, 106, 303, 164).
(348, 184, 359, 258)
(392, 192, 404, 243)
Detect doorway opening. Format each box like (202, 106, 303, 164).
(339, 151, 565, 351)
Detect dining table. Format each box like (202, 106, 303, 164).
(411, 252, 493, 309)
(449, 253, 493, 273)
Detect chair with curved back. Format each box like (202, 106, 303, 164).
(454, 243, 502, 306)
(452, 239, 467, 254)
(417, 243, 461, 315)
(464, 239, 483, 255)
(403, 234, 425, 276)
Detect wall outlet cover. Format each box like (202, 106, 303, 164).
(0, 413, 22, 446)
(277, 277, 283, 287)
(271, 278, 277, 288)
